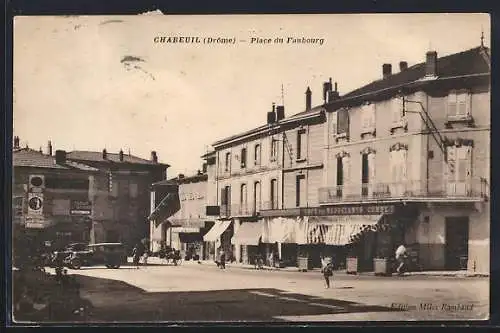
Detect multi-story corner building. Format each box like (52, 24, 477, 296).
(13, 139, 98, 252)
(205, 83, 335, 265)
(314, 45, 489, 273)
(65, 148, 169, 250)
(206, 44, 490, 274)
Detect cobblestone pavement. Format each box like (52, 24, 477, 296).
(45, 262, 489, 322)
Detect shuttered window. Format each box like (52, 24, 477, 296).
(337, 109, 349, 135)
(448, 91, 471, 118)
(392, 98, 403, 123)
(361, 104, 376, 132)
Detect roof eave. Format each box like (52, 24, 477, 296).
(212, 109, 323, 149)
(335, 72, 490, 107)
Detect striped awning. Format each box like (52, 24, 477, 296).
(306, 215, 383, 245)
(203, 221, 231, 242)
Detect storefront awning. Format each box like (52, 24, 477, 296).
(203, 220, 231, 242)
(231, 221, 263, 245)
(306, 215, 383, 245)
(262, 217, 297, 244)
(179, 232, 203, 243)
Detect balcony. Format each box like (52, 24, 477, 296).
(218, 201, 278, 218)
(318, 178, 489, 204)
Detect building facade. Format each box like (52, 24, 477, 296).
(65, 148, 169, 251)
(205, 45, 490, 274)
(318, 46, 490, 273)
(206, 82, 336, 265)
(13, 142, 98, 254)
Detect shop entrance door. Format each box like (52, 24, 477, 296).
(445, 217, 469, 270)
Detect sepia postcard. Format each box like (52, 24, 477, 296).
(11, 13, 490, 324)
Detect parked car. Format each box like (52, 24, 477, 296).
(51, 243, 88, 267)
(64, 243, 127, 269)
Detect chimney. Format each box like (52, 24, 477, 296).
(382, 64, 392, 79)
(55, 150, 67, 164)
(13, 136, 20, 149)
(305, 87, 312, 111)
(276, 105, 285, 121)
(119, 149, 124, 162)
(425, 51, 438, 77)
(102, 149, 107, 160)
(178, 173, 185, 179)
(151, 151, 158, 163)
(399, 61, 408, 72)
(267, 103, 277, 124)
(47, 140, 53, 156)
(328, 81, 340, 102)
(322, 78, 334, 103)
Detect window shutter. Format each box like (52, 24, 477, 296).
(220, 188, 226, 205)
(457, 93, 467, 116)
(448, 93, 457, 117)
(227, 187, 231, 206)
(447, 146, 456, 182)
(337, 109, 349, 134)
(401, 150, 408, 181)
(343, 156, 350, 184)
(370, 104, 376, 128)
(368, 153, 376, 183)
(466, 92, 472, 117)
(465, 146, 472, 182)
(392, 98, 402, 123)
(361, 105, 368, 129)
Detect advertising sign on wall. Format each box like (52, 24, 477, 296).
(70, 200, 92, 215)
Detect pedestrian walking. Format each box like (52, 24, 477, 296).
(132, 244, 142, 269)
(395, 243, 408, 275)
(268, 251, 274, 268)
(142, 249, 149, 266)
(219, 249, 226, 269)
(321, 255, 334, 289)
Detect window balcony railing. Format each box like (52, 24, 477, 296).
(318, 177, 489, 204)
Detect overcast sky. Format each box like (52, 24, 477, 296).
(13, 13, 490, 176)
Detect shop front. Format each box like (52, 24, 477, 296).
(231, 220, 263, 264)
(170, 227, 203, 260)
(203, 220, 233, 261)
(260, 203, 420, 271)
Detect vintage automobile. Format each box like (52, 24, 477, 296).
(51, 243, 88, 267)
(64, 243, 127, 269)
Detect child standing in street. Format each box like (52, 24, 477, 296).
(321, 255, 334, 289)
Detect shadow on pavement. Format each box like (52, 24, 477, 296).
(64, 274, 404, 322)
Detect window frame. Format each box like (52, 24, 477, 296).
(296, 128, 307, 161)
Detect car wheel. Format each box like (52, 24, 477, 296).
(113, 264, 120, 269)
(105, 264, 112, 269)
(71, 258, 82, 270)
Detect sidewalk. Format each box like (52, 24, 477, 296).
(141, 257, 489, 278)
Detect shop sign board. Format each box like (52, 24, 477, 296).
(70, 200, 92, 215)
(261, 204, 397, 217)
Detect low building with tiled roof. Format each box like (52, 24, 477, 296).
(12, 139, 171, 254)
